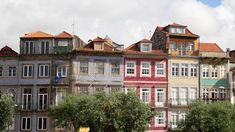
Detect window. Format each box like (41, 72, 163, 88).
(180, 88, 188, 105)
(171, 88, 178, 105)
(156, 62, 165, 76)
(202, 65, 209, 78)
(58, 41, 68, 46)
(220, 65, 226, 78)
(190, 64, 197, 77)
(141, 61, 151, 76)
(178, 42, 185, 56)
(141, 43, 152, 52)
(156, 89, 164, 107)
(155, 112, 165, 126)
(38, 88, 48, 111)
(56, 89, 63, 106)
(171, 112, 178, 129)
(111, 62, 120, 75)
(41, 41, 49, 54)
(219, 88, 226, 100)
(169, 42, 176, 51)
(37, 117, 47, 130)
(176, 28, 184, 34)
(211, 88, 218, 102)
(80, 61, 89, 75)
(94, 43, 103, 50)
(202, 88, 209, 102)
(39, 64, 49, 77)
(22, 88, 32, 110)
(8, 66, 16, 77)
(95, 87, 104, 92)
(0, 66, 2, 77)
(169, 27, 176, 33)
(180, 112, 186, 122)
(57, 66, 67, 77)
(95, 61, 105, 75)
(23, 65, 33, 77)
(125, 87, 135, 94)
(172, 63, 179, 76)
(211, 66, 218, 78)
(8, 89, 16, 102)
(189, 88, 197, 102)
(25, 41, 34, 54)
(21, 117, 31, 130)
(79, 87, 89, 94)
(126, 61, 136, 76)
(181, 64, 188, 76)
(188, 42, 194, 51)
(141, 88, 150, 104)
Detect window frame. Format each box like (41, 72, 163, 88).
(190, 64, 197, 77)
(155, 88, 164, 107)
(220, 65, 226, 78)
(188, 42, 194, 51)
(141, 88, 150, 104)
(22, 88, 32, 110)
(110, 61, 120, 76)
(155, 61, 166, 77)
(22, 65, 34, 78)
(172, 63, 179, 76)
(21, 117, 31, 130)
(180, 87, 188, 105)
(181, 63, 188, 77)
(140, 61, 151, 77)
(38, 64, 50, 78)
(38, 88, 48, 111)
(8, 66, 17, 77)
(37, 117, 47, 130)
(125, 61, 136, 76)
(25, 41, 34, 54)
(171, 87, 178, 105)
(202, 64, 209, 78)
(79, 60, 89, 75)
(57, 65, 67, 77)
(95, 61, 105, 75)
(155, 111, 165, 127)
(169, 42, 176, 51)
(141, 43, 152, 52)
(211, 66, 218, 78)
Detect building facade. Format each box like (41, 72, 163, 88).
(73, 37, 124, 95)
(124, 39, 168, 132)
(151, 23, 200, 130)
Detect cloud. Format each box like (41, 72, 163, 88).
(0, 0, 235, 51)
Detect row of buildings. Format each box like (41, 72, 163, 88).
(0, 23, 234, 132)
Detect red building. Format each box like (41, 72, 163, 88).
(124, 39, 168, 132)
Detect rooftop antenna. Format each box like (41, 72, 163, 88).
(149, 30, 152, 39)
(71, 20, 75, 35)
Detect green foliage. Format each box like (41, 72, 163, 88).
(179, 101, 235, 132)
(49, 92, 155, 132)
(0, 95, 15, 131)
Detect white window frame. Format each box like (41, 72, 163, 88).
(169, 42, 176, 51)
(58, 40, 68, 46)
(141, 43, 152, 52)
(172, 63, 179, 76)
(141, 88, 150, 104)
(57, 66, 67, 77)
(155, 61, 165, 77)
(25, 41, 34, 54)
(220, 65, 226, 78)
(176, 27, 184, 34)
(23, 65, 33, 77)
(38, 88, 48, 111)
(155, 111, 165, 127)
(125, 61, 136, 76)
(181, 64, 188, 77)
(171, 112, 178, 129)
(202, 88, 209, 101)
(40, 41, 50, 54)
(56, 88, 63, 106)
(8, 66, 17, 77)
(110, 61, 120, 76)
(95, 61, 105, 75)
(190, 64, 197, 77)
(140, 61, 151, 77)
(79, 60, 89, 75)
(189, 88, 197, 103)
(169, 27, 176, 33)
(202, 65, 209, 78)
(155, 88, 164, 107)
(180, 88, 188, 105)
(37, 117, 47, 130)
(39, 64, 50, 77)
(22, 88, 32, 110)
(211, 66, 218, 78)
(171, 88, 178, 105)
(21, 117, 31, 130)
(188, 42, 194, 51)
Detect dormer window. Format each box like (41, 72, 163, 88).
(141, 43, 152, 52)
(169, 27, 176, 33)
(169, 27, 185, 34)
(176, 28, 184, 34)
(94, 43, 104, 50)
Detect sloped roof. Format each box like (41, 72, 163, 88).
(158, 23, 199, 38)
(0, 46, 18, 57)
(124, 38, 166, 55)
(55, 31, 73, 38)
(20, 31, 53, 38)
(199, 43, 223, 52)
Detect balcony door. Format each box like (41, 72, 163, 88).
(178, 42, 185, 56)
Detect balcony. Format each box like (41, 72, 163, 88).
(53, 46, 72, 54)
(17, 103, 49, 112)
(169, 99, 196, 107)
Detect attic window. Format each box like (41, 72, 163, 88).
(94, 43, 104, 50)
(176, 28, 184, 34)
(141, 43, 152, 52)
(169, 27, 185, 34)
(58, 41, 68, 46)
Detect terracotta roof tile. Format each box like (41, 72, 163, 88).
(55, 31, 73, 38)
(168, 22, 187, 27)
(199, 43, 223, 52)
(0, 45, 18, 57)
(124, 39, 166, 55)
(21, 31, 53, 38)
(93, 36, 106, 42)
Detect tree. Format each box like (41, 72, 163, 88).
(49, 92, 155, 132)
(179, 101, 235, 132)
(0, 94, 15, 131)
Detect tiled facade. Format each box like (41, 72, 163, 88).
(0, 23, 232, 132)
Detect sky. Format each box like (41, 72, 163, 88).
(0, 0, 234, 52)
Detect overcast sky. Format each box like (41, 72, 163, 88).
(0, 0, 234, 52)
